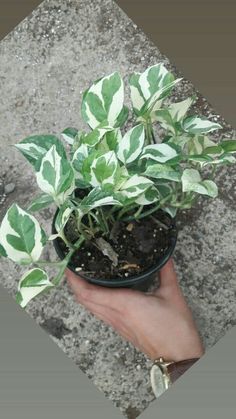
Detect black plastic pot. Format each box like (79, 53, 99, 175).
(52, 210, 177, 291)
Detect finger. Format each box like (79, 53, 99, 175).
(66, 269, 135, 312)
(155, 259, 181, 297)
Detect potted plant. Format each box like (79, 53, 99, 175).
(1, 63, 236, 308)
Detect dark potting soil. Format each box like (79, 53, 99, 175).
(57, 210, 174, 280)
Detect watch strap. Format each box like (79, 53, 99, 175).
(167, 357, 199, 383)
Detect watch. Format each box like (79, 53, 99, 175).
(150, 357, 199, 398)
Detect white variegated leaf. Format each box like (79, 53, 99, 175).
(81, 72, 124, 129)
(182, 169, 218, 198)
(0, 204, 46, 264)
(72, 144, 89, 180)
(27, 194, 54, 212)
(129, 64, 181, 116)
(129, 72, 146, 115)
(90, 151, 119, 187)
(144, 163, 181, 182)
(188, 136, 216, 155)
(168, 97, 195, 122)
(77, 187, 122, 218)
(141, 143, 178, 163)
(15, 135, 66, 170)
(144, 78, 182, 114)
(83, 124, 115, 147)
(183, 116, 222, 134)
(162, 207, 177, 219)
(117, 124, 145, 164)
(36, 145, 75, 206)
(54, 202, 74, 233)
(138, 64, 174, 100)
(135, 186, 159, 205)
(61, 127, 79, 145)
(16, 268, 53, 308)
(120, 175, 153, 198)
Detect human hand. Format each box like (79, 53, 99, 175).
(66, 259, 204, 362)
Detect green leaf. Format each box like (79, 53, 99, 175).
(220, 140, 236, 153)
(144, 163, 181, 182)
(61, 127, 79, 145)
(0, 204, 46, 264)
(120, 175, 153, 199)
(0, 243, 7, 257)
(81, 72, 124, 129)
(141, 143, 178, 163)
(14, 135, 66, 171)
(117, 124, 145, 164)
(183, 116, 222, 134)
(36, 145, 75, 205)
(90, 151, 119, 187)
(17, 268, 53, 308)
(182, 169, 218, 198)
(27, 194, 54, 212)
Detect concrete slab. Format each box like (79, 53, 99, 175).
(0, 0, 235, 417)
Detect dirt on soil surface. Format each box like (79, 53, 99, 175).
(57, 210, 175, 280)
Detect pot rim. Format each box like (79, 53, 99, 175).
(52, 209, 178, 287)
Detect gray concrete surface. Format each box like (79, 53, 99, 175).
(0, 0, 235, 417)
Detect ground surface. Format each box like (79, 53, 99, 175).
(0, 0, 236, 418)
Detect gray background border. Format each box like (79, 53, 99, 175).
(0, 0, 235, 418)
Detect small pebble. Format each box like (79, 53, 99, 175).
(75, 267, 82, 272)
(124, 272, 129, 277)
(4, 182, 15, 194)
(87, 252, 91, 256)
(136, 365, 141, 371)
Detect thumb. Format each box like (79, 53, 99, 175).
(155, 259, 181, 297)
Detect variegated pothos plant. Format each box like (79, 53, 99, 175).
(1, 64, 236, 308)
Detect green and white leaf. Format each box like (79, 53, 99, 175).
(36, 145, 75, 206)
(152, 109, 176, 135)
(120, 175, 153, 199)
(168, 96, 195, 122)
(27, 194, 54, 212)
(143, 78, 182, 114)
(129, 72, 146, 115)
(117, 124, 145, 164)
(138, 64, 175, 100)
(61, 127, 79, 145)
(15, 135, 66, 170)
(182, 169, 218, 198)
(0, 204, 46, 264)
(72, 144, 89, 180)
(183, 116, 222, 134)
(82, 123, 115, 147)
(90, 151, 119, 187)
(54, 202, 74, 234)
(81, 72, 124, 129)
(16, 268, 53, 308)
(77, 187, 122, 218)
(162, 206, 177, 219)
(188, 135, 216, 155)
(144, 163, 181, 182)
(135, 186, 159, 205)
(141, 143, 178, 163)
